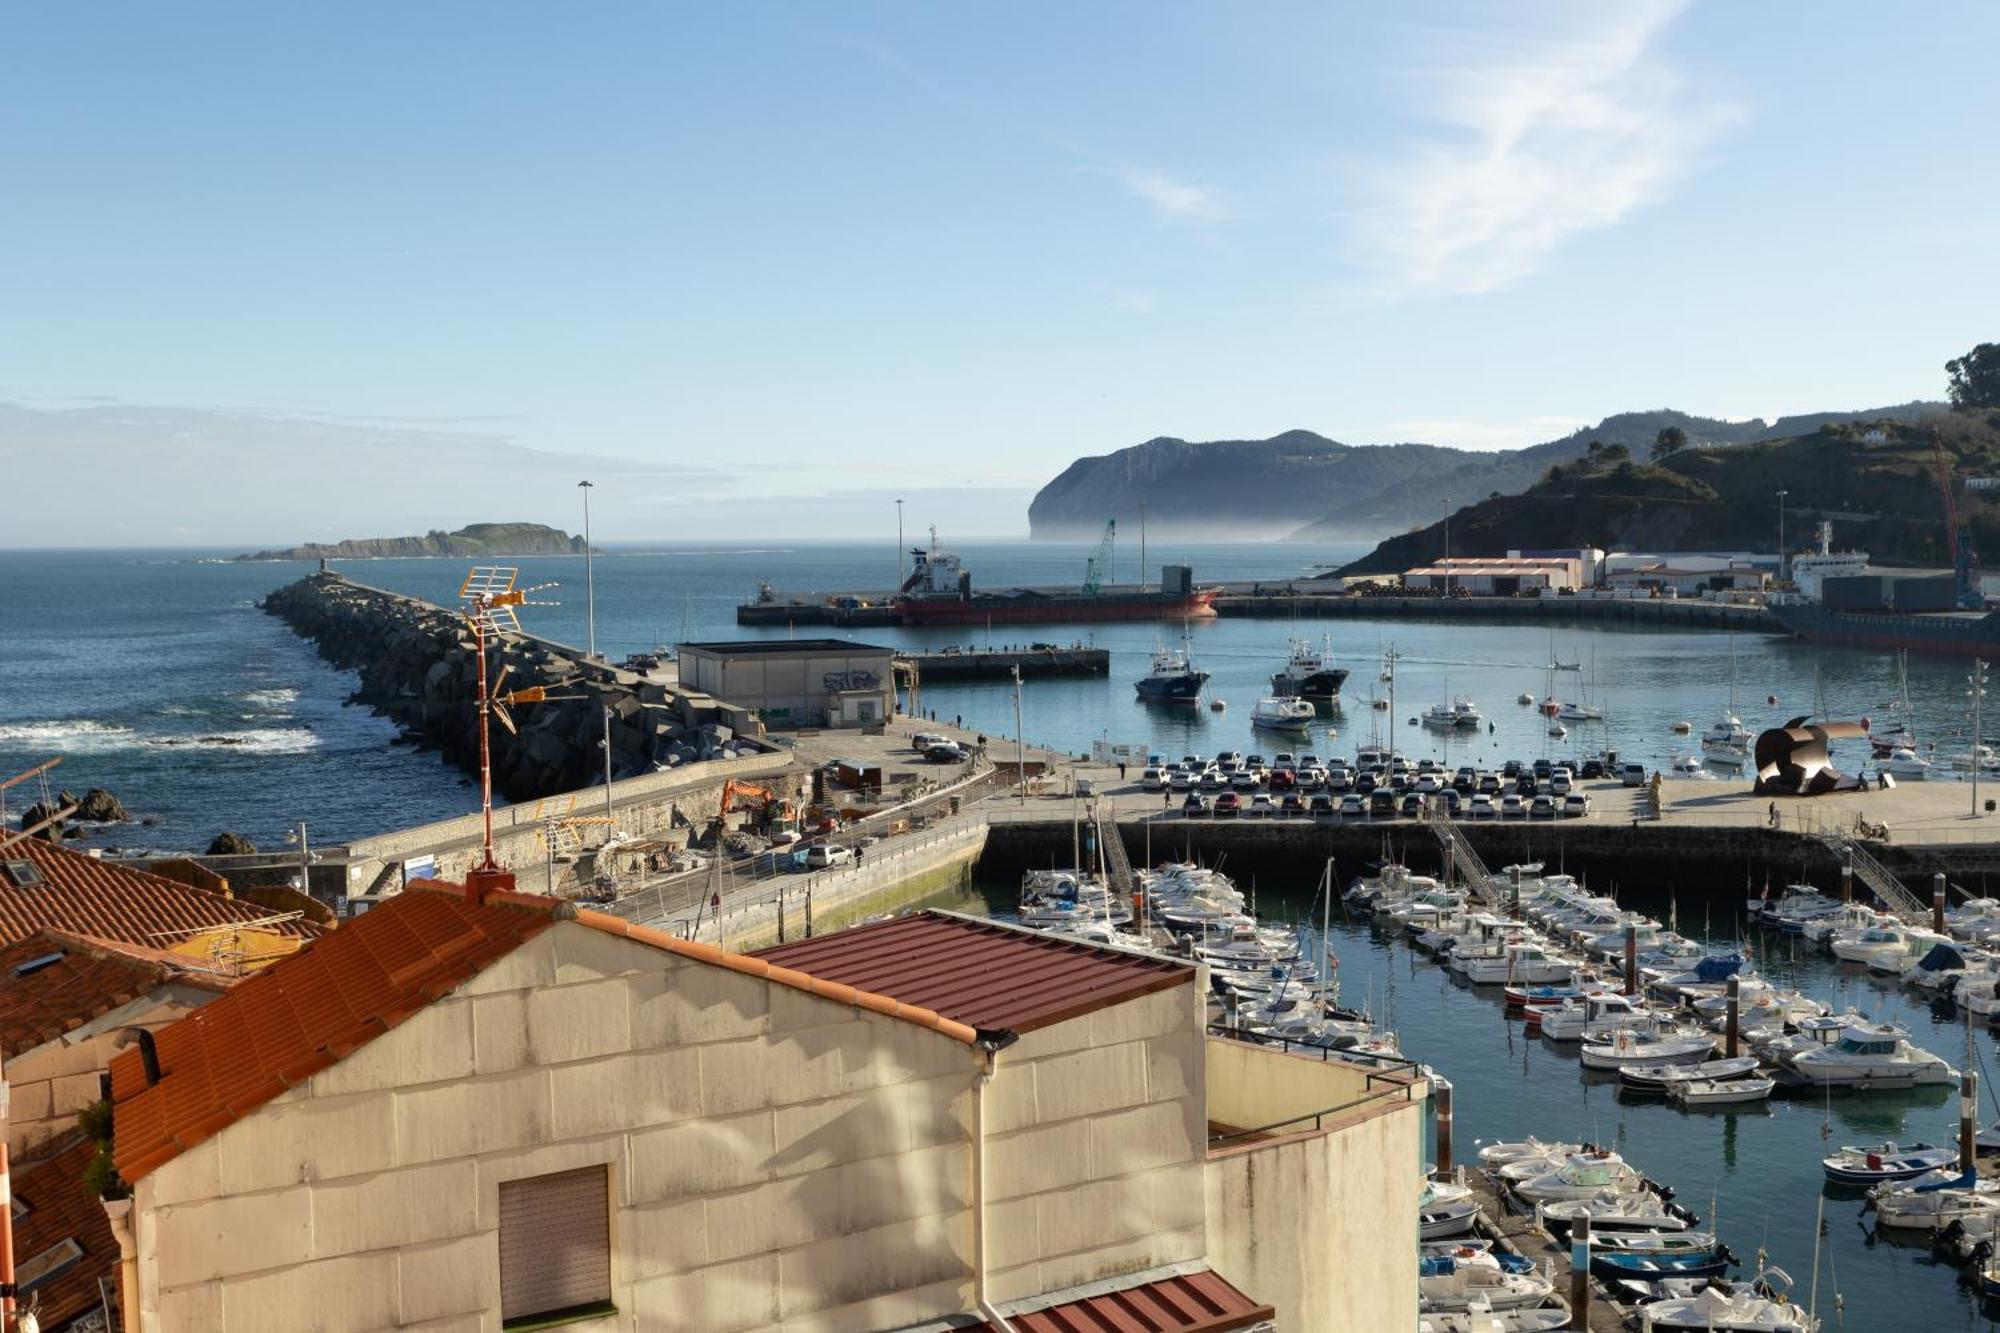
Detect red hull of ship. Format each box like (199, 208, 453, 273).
(896, 591, 1218, 627)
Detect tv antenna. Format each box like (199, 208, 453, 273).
(148, 911, 307, 977)
(459, 567, 565, 873)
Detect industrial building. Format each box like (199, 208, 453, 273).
(1400, 553, 1589, 594)
(677, 639, 896, 729)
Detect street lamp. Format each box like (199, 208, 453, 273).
(578, 480, 596, 659)
(1442, 501, 1451, 597)
(1775, 490, 1789, 585)
(1971, 658, 1989, 817)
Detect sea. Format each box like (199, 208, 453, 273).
(8, 538, 2000, 1324)
(1, 538, 1987, 851)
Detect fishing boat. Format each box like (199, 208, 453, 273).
(1250, 695, 1316, 732)
(1423, 696, 1483, 730)
(1669, 1075, 1775, 1107)
(1538, 993, 1660, 1042)
(1578, 1029, 1716, 1071)
(1820, 1141, 1956, 1186)
(1462, 941, 1575, 986)
(1637, 1281, 1818, 1332)
(1134, 642, 1207, 702)
(1270, 634, 1348, 702)
(1618, 1055, 1762, 1094)
(1784, 1020, 1957, 1087)
(1591, 1250, 1731, 1282)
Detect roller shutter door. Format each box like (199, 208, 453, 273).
(498, 1165, 611, 1322)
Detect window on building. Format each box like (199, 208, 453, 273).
(2, 860, 43, 888)
(18, 1237, 83, 1294)
(498, 1165, 614, 1328)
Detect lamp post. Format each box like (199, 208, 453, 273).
(1442, 502, 1451, 597)
(1972, 658, 1989, 817)
(1775, 489, 1789, 585)
(578, 480, 596, 659)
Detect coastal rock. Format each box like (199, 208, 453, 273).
(74, 788, 128, 823)
(207, 832, 258, 855)
(19, 801, 68, 840)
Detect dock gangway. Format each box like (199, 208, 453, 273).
(1421, 805, 1494, 906)
(1095, 802, 1137, 903)
(1817, 833, 1928, 924)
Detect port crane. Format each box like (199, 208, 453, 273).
(1929, 428, 1983, 609)
(1081, 519, 1117, 596)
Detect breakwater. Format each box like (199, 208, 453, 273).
(906, 645, 1109, 680)
(262, 573, 775, 801)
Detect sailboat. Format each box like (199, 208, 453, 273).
(1870, 651, 1919, 758)
(1700, 638, 1751, 767)
(1558, 649, 1604, 721)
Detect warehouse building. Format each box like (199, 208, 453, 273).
(1400, 554, 1586, 594)
(677, 638, 896, 728)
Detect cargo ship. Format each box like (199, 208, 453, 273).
(1767, 600, 2000, 656)
(1767, 521, 1994, 656)
(894, 533, 1217, 627)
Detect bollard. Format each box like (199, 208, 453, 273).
(804, 879, 815, 939)
(1841, 859, 1853, 904)
(1435, 1080, 1455, 1175)
(1936, 872, 1948, 935)
(1725, 974, 1740, 1059)
(1965, 1067, 1981, 1173)
(1624, 924, 1638, 996)
(1569, 1214, 1591, 1329)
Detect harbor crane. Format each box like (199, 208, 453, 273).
(1081, 519, 1117, 596)
(1930, 428, 1982, 610)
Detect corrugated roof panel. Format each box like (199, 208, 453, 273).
(971, 1270, 1273, 1333)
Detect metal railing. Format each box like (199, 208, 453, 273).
(1422, 805, 1495, 905)
(1817, 833, 1928, 924)
(1204, 1027, 1426, 1148)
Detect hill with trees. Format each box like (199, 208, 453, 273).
(236, 522, 591, 562)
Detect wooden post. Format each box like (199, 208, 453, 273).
(1725, 974, 1740, 1059)
(1624, 924, 1638, 996)
(1964, 1066, 1980, 1173)
(1841, 856, 1852, 903)
(1936, 872, 1948, 935)
(1568, 1214, 1591, 1329)
(1434, 1079, 1454, 1174)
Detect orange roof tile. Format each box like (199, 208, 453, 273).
(0, 929, 230, 1063)
(109, 882, 558, 1181)
(10, 1133, 120, 1333)
(752, 911, 1194, 1034)
(108, 881, 992, 1183)
(0, 837, 323, 954)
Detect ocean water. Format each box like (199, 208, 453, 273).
(0, 538, 1992, 848)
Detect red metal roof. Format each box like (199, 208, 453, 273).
(751, 911, 1192, 1035)
(0, 929, 230, 1063)
(109, 882, 560, 1181)
(0, 837, 323, 953)
(975, 1270, 1273, 1333)
(10, 1133, 119, 1333)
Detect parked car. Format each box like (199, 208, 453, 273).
(925, 743, 965, 763)
(1528, 794, 1558, 819)
(1563, 793, 1592, 817)
(1370, 789, 1398, 817)
(1468, 793, 1496, 820)
(804, 844, 854, 869)
(1437, 788, 1462, 815)
(1199, 769, 1227, 791)
(1549, 773, 1573, 797)
(1339, 793, 1367, 818)
(1621, 762, 1648, 787)
(1500, 793, 1526, 819)
(1580, 759, 1606, 780)
(1229, 769, 1260, 792)
(1400, 793, 1426, 818)
(1268, 768, 1297, 792)
(1280, 793, 1307, 818)
(1141, 766, 1165, 790)
(1169, 769, 1197, 791)
(1477, 773, 1502, 796)
(1271, 752, 1296, 771)
(1213, 791, 1242, 817)
(1248, 794, 1276, 818)
(1327, 767, 1353, 792)
(1182, 793, 1209, 818)
(1308, 793, 1335, 817)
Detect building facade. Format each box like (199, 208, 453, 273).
(677, 640, 897, 729)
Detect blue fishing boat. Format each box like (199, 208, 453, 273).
(1589, 1249, 1732, 1281)
(1134, 644, 1207, 703)
(1823, 1141, 1956, 1186)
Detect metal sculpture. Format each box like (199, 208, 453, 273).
(1754, 716, 1871, 796)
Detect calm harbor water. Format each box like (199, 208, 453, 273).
(1, 538, 1992, 847)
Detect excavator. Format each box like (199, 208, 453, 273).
(716, 778, 798, 842)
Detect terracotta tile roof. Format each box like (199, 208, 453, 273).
(107, 881, 987, 1182)
(0, 837, 323, 954)
(974, 1269, 1274, 1333)
(10, 1133, 119, 1333)
(109, 882, 559, 1181)
(0, 929, 230, 1063)
(751, 911, 1193, 1035)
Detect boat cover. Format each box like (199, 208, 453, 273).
(1418, 1255, 1457, 1277)
(1915, 1167, 1978, 1193)
(1916, 942, 1968, 973)
(1692, 953, 1743, 982)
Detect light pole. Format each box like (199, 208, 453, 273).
(1972, 659, 1989, 817)
(578, 480, 596, 659)
(1012, 665, 1025, 804)
(1442, 502, 1451, 597)
(1775, 489, 1788, 585)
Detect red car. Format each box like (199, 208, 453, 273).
(1212, 791, 1242, 817)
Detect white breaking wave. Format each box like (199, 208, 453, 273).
(0, 719, 140, 752)
(237, 688, 301, 709)
(140, 729, 320, 755)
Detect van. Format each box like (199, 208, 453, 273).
(804, 844, 854, 869)
(1620, 762, 1648, 787)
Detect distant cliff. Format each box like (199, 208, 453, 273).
(1026, 405, 1944, 542)
(236, 522, 590, 562)
(1337, 410, 2000, 576)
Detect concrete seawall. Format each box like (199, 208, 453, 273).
(1212, 592, 1778, 633)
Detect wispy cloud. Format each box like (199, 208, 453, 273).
(1353, 1, 1739, 297)
(1116, 168, 1233, 224)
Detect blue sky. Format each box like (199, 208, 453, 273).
(3, 1, 1997, 544)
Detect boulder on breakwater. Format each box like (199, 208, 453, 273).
(261, 573, 769, 801)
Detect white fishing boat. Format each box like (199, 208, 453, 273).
(1637, 1281, 1818, 1332)
(1538, 1192, 1692, 1233)
(1462, 941, 1575, 986)
(1420, 1308, 1571, 1333)
(1881, 745, 1931, 779)
(1538, 993, 1660, 1042)
(1578, 1029, 1716, 1071)
(1423, 696, 1483, 730)
(1618, 1054, 1763, 1093)
(1250, 695, 1316, 732)
(1669, 753, 1709, 777)
(1669, 1075, 1774, 1106)
(1511, 1155, 1644, 1204)
(1418, 1257, 1557, 1312)
(1828, 922, 1917, 968)
(1872, 1168, 2000, 1231)
(1784, 1021, 1957, 1087)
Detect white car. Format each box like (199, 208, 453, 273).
(1500, 793, 1527, 819)
(1563, 793, 1592, 818)
(1169, 769, 1196, 792)
(1141, 766, 1165, 790)
(1248, 795, 1276, 818)
(1339, 793, 1366, 818)
(1199, 769, 1227, 791)
(803, 844, 854, 869)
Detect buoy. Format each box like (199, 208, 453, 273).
(1209, 699, 1226, 712)
(1767, 694, 1778, 706)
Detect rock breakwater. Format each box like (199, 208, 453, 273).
(262, 573, 768, 801)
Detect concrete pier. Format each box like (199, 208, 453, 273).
(902, 644, 1109, 680)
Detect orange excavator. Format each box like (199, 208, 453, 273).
(717, 779, 798, 840)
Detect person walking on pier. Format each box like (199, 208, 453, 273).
(1768, 801, 1780, 829)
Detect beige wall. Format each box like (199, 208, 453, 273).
(1203, 1040, 1425, 1333)
(132, 922, 984, 1333)
(682, 650, 894, 730)
(8, 988, 207, 1158)
(983, 982, 1208, 1304)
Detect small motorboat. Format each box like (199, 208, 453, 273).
(1590, 1230, 1723, 1259)
(1418, 1255, 1557, 1312)
(1669, 1075, 1775, 1107)
(1420, 1309, 1570, 1333)
(1579, 1029, 1716, 1071)
(1591, 1249, 1731, 1282)
(1511, 1155, 1644, 1204)
(1250, 695, 1316, 732)
(1538, 1192, 1694, 1235)
(1821, 1141, 1956, 1186)
(1637, 1279, 1818, 1331)
(1517, 693, 1535, 706)
(1421, 1194, 1482, 1240)
(1208, 698, 1226, 712)
(1670, 720, 1692, 734)
(1872, 1168, 2000, 1231)
(1619, 1055, 1762, 1094)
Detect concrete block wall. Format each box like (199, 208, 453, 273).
(133, 923, 985, 1333)
(983, 982, 1208, 1303)
(6, 991, 205, 1158)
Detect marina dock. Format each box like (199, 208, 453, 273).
(901, 644, 1109, 680)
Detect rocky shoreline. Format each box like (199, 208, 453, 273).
(261, 573, 766, 801)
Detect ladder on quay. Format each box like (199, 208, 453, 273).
(1817, 833, 1928, 924)
(1095, 803, 1137, 903)
(1422, 805, 1494, 906)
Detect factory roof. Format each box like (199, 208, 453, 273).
(752, 910, 1193, 1035)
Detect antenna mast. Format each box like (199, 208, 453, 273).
(458, 567, 562, 886)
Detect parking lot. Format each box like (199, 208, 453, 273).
(1132, 749, 1608, 823)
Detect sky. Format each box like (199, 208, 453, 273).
(2, 1, 1997, 546)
